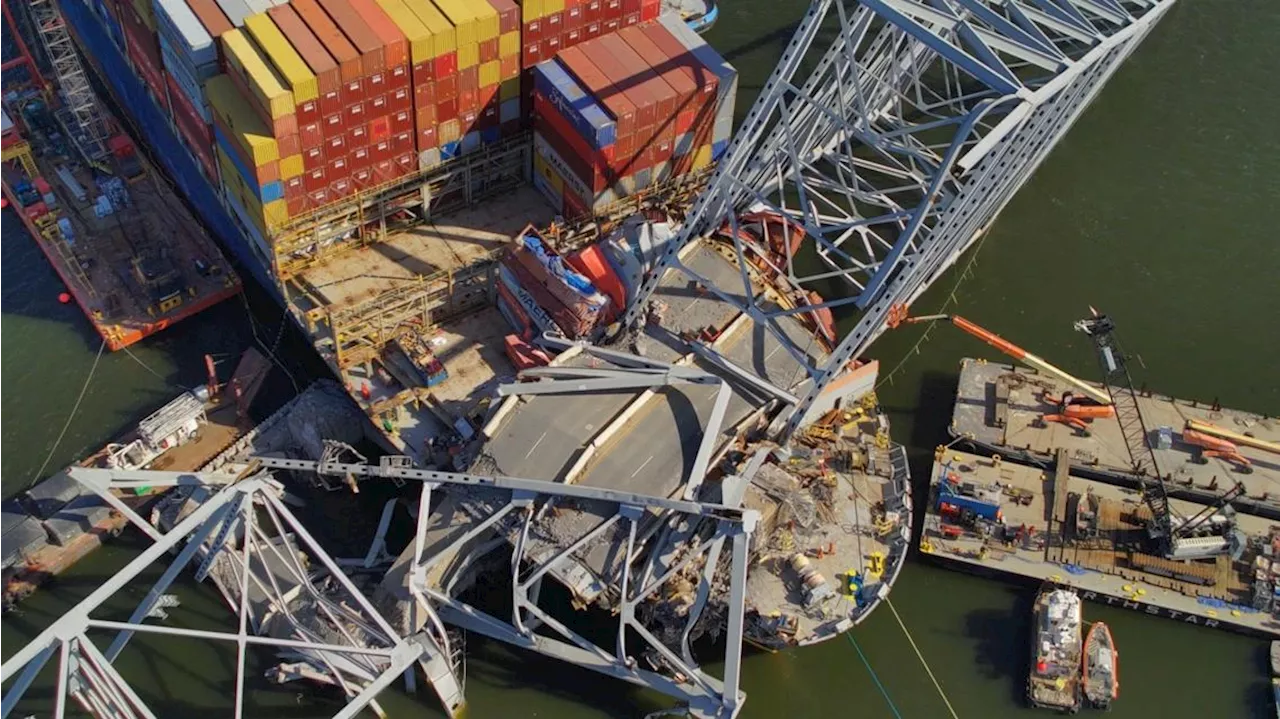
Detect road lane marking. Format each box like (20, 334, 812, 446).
(526, 431, 548, 459)
(630, 456, 654, 478)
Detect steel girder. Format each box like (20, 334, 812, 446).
(255, 456, 758, 719)
(0, 469, 463, 719)
(617, 0, 1176, 437)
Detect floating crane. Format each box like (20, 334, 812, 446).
(1075, 308, 1243, 559)
(886, 306, 1115, 433)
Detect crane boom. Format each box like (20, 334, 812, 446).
(1074, 310, 1174, 552)
(1185, 420, 1280, 455)
(902, 313, 1113, 405)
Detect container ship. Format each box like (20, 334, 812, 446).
(1, 6, 239, 350)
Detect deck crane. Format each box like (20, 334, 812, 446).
(885, 306, 1115, 433)
(1074, 309, 1244, 559)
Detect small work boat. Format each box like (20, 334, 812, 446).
(1270, 640, 1280, 676)
(1082, 621, 1119, 709)
(664, 0, 719, 34)
(1028, 583, 1083, 713)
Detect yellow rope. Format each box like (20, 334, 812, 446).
(886, 597, 961, 719)
(876, 231, 991, 389)
(29, 337, 107, 487)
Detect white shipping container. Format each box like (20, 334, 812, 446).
(216, 0, 254, 27)
(153, 0, 217, 68)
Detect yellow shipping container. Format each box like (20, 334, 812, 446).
(499, 77, 520, 102)
(223, 29, 294, 121)
(692, 145, 713, 171)
(262, 199, 289, 230)
(457, 42, 478, 70)
(470, 0, 498, 41)
(431, 0, 477, 47)
(543, 0, 565, 14)
(279, 154, 305, 180)
(479, 60, 500, 88)
(404, 0, 455, 56)
(521, 0, 543, 23)
(377, 0, 431, 65)
(499, 31, 519, 59)
(218, 148, 290, 234)
(206, 75, 280, 166)
(244, 14, 318, 105)
(534, 152, 563, 193)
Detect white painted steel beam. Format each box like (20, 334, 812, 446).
(614, 0, 1176, 440)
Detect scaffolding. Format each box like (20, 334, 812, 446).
(25, 0, 109, 162)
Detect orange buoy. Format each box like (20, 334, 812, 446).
(58, 292, 72, 304)
(1, 196, 8, 209)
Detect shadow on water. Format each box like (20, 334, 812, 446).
(964, 596, 1034, 708)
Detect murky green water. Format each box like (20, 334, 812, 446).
(4, 1, 1279, 716)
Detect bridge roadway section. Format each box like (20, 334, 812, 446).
(482, 243, 828, 602)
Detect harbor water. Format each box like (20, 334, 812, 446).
(3, 1, 1279, 716)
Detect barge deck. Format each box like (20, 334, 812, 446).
(921, 448, 1280, 637)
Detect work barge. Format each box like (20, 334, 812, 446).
(922, 357, 1280, 638)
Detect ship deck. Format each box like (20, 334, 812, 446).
(1, 124, 238, 349)
(951, 358, 1280, 517)
(922, 450, 1280, 637)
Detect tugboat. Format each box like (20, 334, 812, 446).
(1082, 621, 1119, 709)
(1029, 584, 1083, 713)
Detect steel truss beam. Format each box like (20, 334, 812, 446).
(0, 470, 462, 719)
(617, 0, 1176, 438)
(257, 456, 758, 718)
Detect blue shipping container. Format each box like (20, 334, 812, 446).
(214, 125, 283, 203)
(533, 60, 616, 150)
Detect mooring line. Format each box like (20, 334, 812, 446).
(886, 597, 961, 719)
(844, 631, 904, 719)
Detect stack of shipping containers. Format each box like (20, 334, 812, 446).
(93, 0, 736, 244)
(529, 17, 736, 216)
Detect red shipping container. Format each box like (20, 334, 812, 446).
(639, 0, 659, 21)
(332, 177, 353, 196)
(478, 102, 499, 130)
(621, 0, 640, 14)
(304, 145, 325, 170)
(489, 0, 520, 34)
(352, 167, 374, 189)
(389, 84, 411, 112)
(395, 152, 415, 175)
(318, 0, 385, 74)
(367, 71, 389, 96)
(287, 195, 309, 216)
(350, 145, 372, 171)
(328, 155, 350, 180)
(460, 88, 478, 114)
(604, 0, 621, 14)
(390, 108, 413, 133)
(536, 127, 610, 194)
(414, 80, 436, 107)
(370, 93, 389, 116)
(564, 25, 583, 48)
(479, 38, 498, 64)
(605, 18, 620, 33)
(545, 33, 562, 57)
(371, 138, 393, 162)
(345, 101, 367, 126)
(284, 175, 306, 202)
(176, 114, 216, 181)
(623, 12, 639, 26)
(585, 22, 601, 40)
(433, 51, 457, 79)
(458, 66, 478, 93)
(412, 59, 433, 83)
(522, 40, 542, 69)
(269, 6, 343, 113)
(417, 125, 437, 151)
(620, 26, 700, 133)
(350, 0, 407, 66)
(415, 105, 436, 128)
(387, 63, 410, 89)
(437, 73, 459, 102)
(278, 133, 301, 158)
(585, 0, 602, 21)
(459, 109, 479, 135)
(437, 97, 459, 123)
(479, 84, 499, 108)
(500, 55, 519, 81)
(322, 111, 345, 136)
(296, 98, 320, 127)
(299, 120, 324, 149)
(373, 159, 396, 182)
(643, 24, 720, 100)
(304, 166, 327, 192)
(292, 0, 362, 84)
(393, 129, 414, 154)
(566, 0, 585, 27)
(325, 133, 347, 160)
(165, 73, 209, 145)
(546, 11, 564, 35)
(590, 34, 669, 128)
(558, 45, 638, 137)
(342, 77, 366, 104)
(524, 19, 543, 43)
(535, 90, 614, 168)
(308, 188, 329, 206)
(348, 123, 370, 147)
(370, 115, 392, 142)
